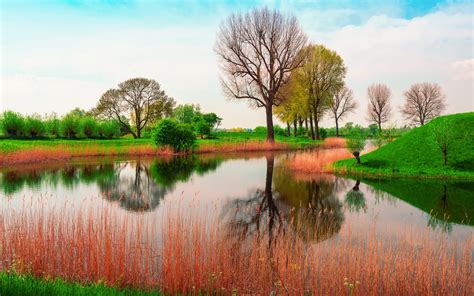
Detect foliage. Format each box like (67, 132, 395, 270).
(1, 111, 25, 137)
(346, 129, 366, 164)
(335, 112, 474, 178)
(153, 119, 196, 152)
(80, 116, 98, 138)
(254, 126, 267, 133)
(45, 115, 61, 138)
(60, 114, 81, 138)
(97, 120, 120, 139)
(23, 115, 46, 138)
(319, 127, 328, 139)
(173, 104, 201, 124)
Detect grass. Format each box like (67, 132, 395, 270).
(0, 132, 319, 166)
(1, 197, 472, 295)
(334, 112, 474, 178)
(0, 272, 159, 296)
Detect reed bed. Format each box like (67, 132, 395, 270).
(287, 148, 354, 173)
(1, 197, 472, 295)
(321, 137, 346, 149)
(197, 141, 290, 153)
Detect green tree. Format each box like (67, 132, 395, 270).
(293, 44, 346, 140)
(173, 104, 201, 124)
(81, 116, 98, 138)
(431, 118, 453, 165)
(61, 114, 81, 138)
(346, 129, 366, 164)
(24, 114, 46, 138)
(97, 120, 121, 139)
(1, 111, 24, 137)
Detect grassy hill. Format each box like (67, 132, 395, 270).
(335, 112, 474, 178)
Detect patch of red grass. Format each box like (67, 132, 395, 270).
(197, 141, 290, 153)
(287, 148, 353, 173)
(1, 199, 472, 295)
(322, 137, 346, 149)
(0, 145, 174, 167)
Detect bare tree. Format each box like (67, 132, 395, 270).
(94, 78, 175, 138)
(330, 86, 357, 136)
(402, 83, 446, 126)
(367, 84, 392, 131)
(215, 7, 307, 142)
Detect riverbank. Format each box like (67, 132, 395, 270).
(334, 113, 474, 179)
(0, 132, 319, 166)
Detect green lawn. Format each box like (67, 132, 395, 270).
(0, 273, 161, 296)
(335, 112, 474, 179)
(0, 132, 318, 154)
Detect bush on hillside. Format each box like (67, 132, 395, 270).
(1, 111, 24, 137)
(153, 119, 196, 152)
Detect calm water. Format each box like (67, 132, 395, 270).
(1, 152, 473, 243)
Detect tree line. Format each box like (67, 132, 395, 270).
(215, 7, 447, 142)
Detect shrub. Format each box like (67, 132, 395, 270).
(254, 126, 267, 133)
(273, 125, 286, 136)
(81, 116, 98, 138)
(98, 120, 121, 139)
(153, 119, 196, 152)
(195, 119, 211, 139)
(319, 127, 328, 139)
(24, 115, 46, 138)
(1, 111, 24, 137)
(61, 114, 81, 138)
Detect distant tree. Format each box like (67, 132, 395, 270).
(346, 129, 366, 164)
(81, 116, 98, 138)
(61, 113, 81, 138)
(431, 118, 453, 166)
(368, 123, 378, 136)
(202, 113, 222, 131)
(24, 114, 46, 138)
(402, 83, 446, 126)
(293, 44, 346, 140)
(45, 113, 61, 137)
(94, 78, 175, 138)
(367, 84, 392, 131)
(329, 86, 357, 137)
(215, 7, 307, 143)
(173, 104, 201, 124)
(1, 111, 24, 137)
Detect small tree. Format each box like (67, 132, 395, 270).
(402, 83, 446, 126)
(330, 86, 357, 137)
(367, 84, 392, 131)
(61, 114, 81, 138)
(1, 111, 24, 137)
(45, 114, 61, 138)
(346, 129, 366, 164)
(194, 119, 211, 139)
(81, 116, 98, 138)
(431, 118, 453, 165)
(98, 120, 121, 139)
(24, 115, 46, 138)
(153, 119, 196, 153)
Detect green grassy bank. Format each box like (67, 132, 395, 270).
(0, 131, 317, 154)
(0, 273, 160, 296)
(335, 113, 474, 179)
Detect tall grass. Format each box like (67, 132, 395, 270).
(1, 197, 471, 295)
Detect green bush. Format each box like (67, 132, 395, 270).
(273, 125, 286, 136)
(153, 119, 196, 152)
(81, 116, 98, 138)
(1, 111, 24, 137)
(194, 119, 211, 138)
(319, 127, 328, 139)
(24, 115, 46, 138)
(61, 114, 81, 138)
(98, 120, 121, 139)
(254, 126, 267, 133)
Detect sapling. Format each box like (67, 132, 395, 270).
(346, 129, 366, 164)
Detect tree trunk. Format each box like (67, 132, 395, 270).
(265, 105, 275, 143)
(335, 118, 339, 137)
(304, 118, 308, 130)
(293, 120, 297, 137)
(353, 180, 360, 191)
(353, 151, 361, 164)
(309, 111, 315, 140)
(286, 122, 291, 137)
(314, 111, 320, 140)
(378, 120, 382, 132)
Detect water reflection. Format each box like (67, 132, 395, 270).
(222, 154, 344, 244)
(344, 180, 367, 213)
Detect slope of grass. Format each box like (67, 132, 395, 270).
(335, 112, 474, 178)
(0, 273, 160, 296)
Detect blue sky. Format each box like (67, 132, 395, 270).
(1, 0, 473, 127)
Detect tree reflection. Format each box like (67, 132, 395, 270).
(344, 180, 367, 213)
(222, 154, 344, 245)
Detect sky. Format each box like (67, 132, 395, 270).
(1, 0, 473, 128)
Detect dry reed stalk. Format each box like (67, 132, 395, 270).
(1, 198, 472, 295)
(322, 137, 346, 149)
(287, 148, 353, 173)
(197, 141, 290, 153)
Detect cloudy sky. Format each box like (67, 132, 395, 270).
(1, 0, 473, 128)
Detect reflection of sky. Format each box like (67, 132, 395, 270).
(1, 154, 472, 245)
